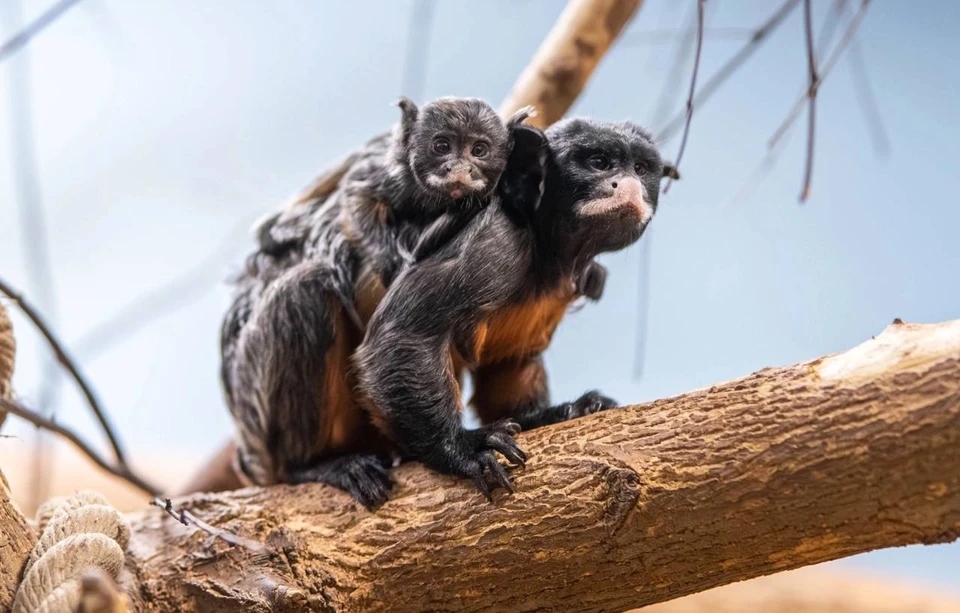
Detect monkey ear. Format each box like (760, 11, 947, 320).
(395, 97, 419, 133)
(506, 105, 538, 131)
(662, 163, 680, 180)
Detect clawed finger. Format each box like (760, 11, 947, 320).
(480, 453, 514, 494)
(487, 432, 527, 466)
(473, 471, 493, 502)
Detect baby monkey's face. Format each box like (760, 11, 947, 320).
(409, 99, 510, 201)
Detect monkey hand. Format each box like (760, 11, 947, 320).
(562, 390, 618, 420)
(437, 419, 527, 501)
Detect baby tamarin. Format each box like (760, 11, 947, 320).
(221, 97, 537, 502)
(341, 96, 535, 288)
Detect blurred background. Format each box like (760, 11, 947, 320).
(1, 0, 958, 599)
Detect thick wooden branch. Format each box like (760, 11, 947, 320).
(121, 319, 960, 612)
(0, 301, 14, 428)
(0, 469, 35, 612)
(499, 0, 643, 128)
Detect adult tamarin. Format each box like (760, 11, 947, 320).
(355, 118, 666, 498)
(221, 97, 533, 502)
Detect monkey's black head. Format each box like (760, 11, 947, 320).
(394, 97, 516, 207)
(541, 118, 665, 260)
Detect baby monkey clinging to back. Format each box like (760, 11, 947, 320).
(222, 97, 536, 499)
(342, 96, 534, 289)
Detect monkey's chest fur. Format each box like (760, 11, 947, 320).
(470, 292, 572, 364)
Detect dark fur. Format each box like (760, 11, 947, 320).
(220, 99, 530, 506)
(354, 118, 665, 498)
(220, 113, 663, 507)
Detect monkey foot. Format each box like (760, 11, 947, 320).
(453, 419, 528, 501)
(291, 454, 394, 510)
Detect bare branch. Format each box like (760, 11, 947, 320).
(619, 26, 755, 45)
(663, 0, 705, 194)
(0, 397, 160, 496)
(0, 0, 84, 64)
(657, 0, 801, 142)
(0, 277, 128, 467)
(799, 0, 818, 202)
(843, 16, 889, 157)
(151, 497, 270, 557)
(768, 0, 872, 149)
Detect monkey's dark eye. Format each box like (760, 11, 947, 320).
(471, 142, 489, 158)
(634, 161, 650, 175)
(587, 154, 610, 171)
(432, 137, 451, 154)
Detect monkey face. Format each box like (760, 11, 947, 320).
(406, 98, 511, 204)
(544, 119, 664, 256)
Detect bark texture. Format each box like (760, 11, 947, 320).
(0, 469, 35, 613)
(499, 0, 643, 128)
(0, 300, 14, 428)
(120, 319, 960, 613)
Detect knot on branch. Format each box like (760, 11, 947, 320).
(13, 491, 130, 613)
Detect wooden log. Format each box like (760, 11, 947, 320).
(0, 468, 35, 613)
(121, 319, 960, 612)
(499, 0, 643, 128)
(0, 301, 14, 428)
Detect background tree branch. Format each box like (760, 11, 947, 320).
(119, 318, 960, 613)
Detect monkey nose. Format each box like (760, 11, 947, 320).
(442, 162, 454, 173)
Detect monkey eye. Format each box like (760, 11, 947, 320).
(587, 154, 611, 171)
(432, 137, 451, 154)
(471, 142, 489, 158)
(634, 161, 650, 175)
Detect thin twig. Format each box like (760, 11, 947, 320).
(768, 0, 872, 149)
(619, 27, 755, 45)
(0, 397, 160, 495)
(663, 0, 705, 194)
(800, 0, 818, 202)
(845, 28, 889, 158)
(0, 0, 84, 63)
(0, 277, 128, 467)
(657, 0, 801, 142)
(649, 2, 698, 130)
(151, 497, 270, 556)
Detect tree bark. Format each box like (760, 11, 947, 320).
(499, 0, 643, 128)
(0, 469, 35, 613)
(0, 301, 14, 428)
(121, 319, 960, 613)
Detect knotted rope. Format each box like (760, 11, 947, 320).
(12, 491, 130, 613)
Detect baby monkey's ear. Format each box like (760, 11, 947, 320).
(662, 163, 680, 180)
(506, 105, 538, 132)
(395, 97, 420, 146)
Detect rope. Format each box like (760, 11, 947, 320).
(12, 491, 130, 613)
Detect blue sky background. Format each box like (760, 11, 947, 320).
(2, 0, 959, 594)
